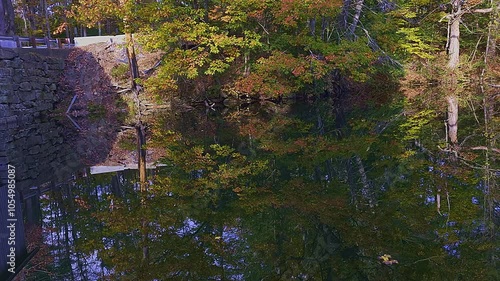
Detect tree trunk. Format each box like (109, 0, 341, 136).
(355, 155, 374, 207)
(0, 0, 15, 36)
(447, 16, 461, 69)
(136, 123, 149, 262)
(447, 95, 459, 146)
(339, 0, 352, 33)
(137, 124, 147, 194)
(204, 0, 209, 22)
(348, 0, 364, 39)
(321, 16, 329, 42)
(42, 0, 51, 38)
(21, 8, 28, 34)
(309, 18, 316, 37)
(65, 20, 70, 39)
(446, 0, 462, 148)
(125, 33, 140, 89)
(65, 0, 71, 39)
(346, 158, 358, 208)
(485, 1, 499, 63)
(111, 175, 122, 197)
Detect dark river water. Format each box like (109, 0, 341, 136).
(2, 99, 499, 281)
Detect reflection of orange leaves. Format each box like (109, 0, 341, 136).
(25, 224, 43, 249)
(379, 254, 399, 265)
(75, 197, 91, 210)
(240, 122, 259, 137)
(294, 138, 307, 148)
(279, 179, 348, 214)
(460, 151, 478, 162)
(24, 224, 54, 278)
(44, 226, 59, 233)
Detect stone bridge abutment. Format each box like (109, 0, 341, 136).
(0, 48, 79, 195)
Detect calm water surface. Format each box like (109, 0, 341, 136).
(20, 100, 500, 280)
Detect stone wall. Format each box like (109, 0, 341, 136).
(0, 48, 80, 195)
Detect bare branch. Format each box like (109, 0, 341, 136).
(470, 146, 500, 154)
(473, 8, 493, 13)
(256, 21, 269, 35)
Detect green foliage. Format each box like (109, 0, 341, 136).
(110, 63, 130, 80)
(399, 108, 436, 141)
(29, 1, 499, 279)
(87, 102, 106, 120)
(397, 27, 439, 59)
(118, 132, 137, 151)
(37, 88, 498, 280)
(390, 1, 447, 61)
(127, 0, 398, 99)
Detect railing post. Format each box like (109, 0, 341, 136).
(57, 38, 63, 49)
(30, 36, 37, 48)
(14, 36, 21, 48)
(44, 37, 51, 49)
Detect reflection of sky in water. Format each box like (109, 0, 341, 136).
(41, 181, 248, 280)
(443, 242, 460, 258)
(471, 197, 479, 205)
(175, 218, 200, 237)
(35, 158, 497, 280)
(41, 193, 106, 280)
(175, 218, 246, 280)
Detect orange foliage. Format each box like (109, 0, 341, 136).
(274, 0, 342, 27)
(235, 51, 330, 97)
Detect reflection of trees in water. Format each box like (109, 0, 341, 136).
(34, 98, 498, 280)
(32, 171, 136, 280)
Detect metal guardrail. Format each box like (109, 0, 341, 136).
(0, 36, 74, 49)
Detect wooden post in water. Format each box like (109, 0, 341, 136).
(136, 122, 149, 262)
(136, 123, 147, 193)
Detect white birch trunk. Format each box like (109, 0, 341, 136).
(447, 16, 460, 69)
(447, 95, 459, 146)
(348, 0, 364, 38)
(446, 1, 462, 148)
